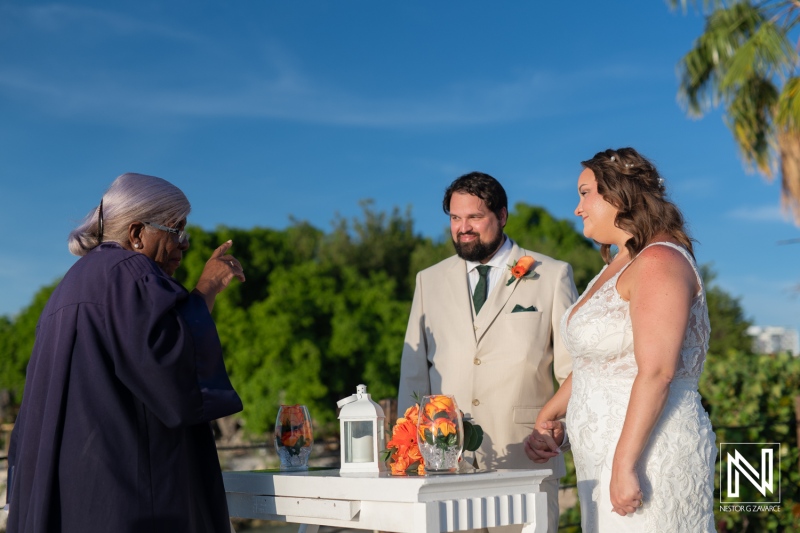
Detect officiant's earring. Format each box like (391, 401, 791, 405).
(134, 243, 141, 249)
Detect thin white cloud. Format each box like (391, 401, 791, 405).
(670, 176, 715, 196)
(726, 204, 793, 223)
(0, 62, 663, 128)
(0, 3, 668, 129)
(0, 3, 202, 43)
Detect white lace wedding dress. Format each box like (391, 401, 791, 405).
(563, 242, 716, 532)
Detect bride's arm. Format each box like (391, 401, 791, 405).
(611, 245, 698, 516)
(524, 372, 572, 463)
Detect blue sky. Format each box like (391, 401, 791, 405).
(1, 1, 799, 337)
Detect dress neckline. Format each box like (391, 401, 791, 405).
(565, 263, 626, 329)
(566, 241, 691, 329)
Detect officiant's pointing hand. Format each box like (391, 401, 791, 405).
(193, 239, 246, 311)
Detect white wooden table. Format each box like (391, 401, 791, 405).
(223, 468, 552, 533)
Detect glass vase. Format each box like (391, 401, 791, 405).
(417, 395, 463, 473)
(274, 404, 313, 471)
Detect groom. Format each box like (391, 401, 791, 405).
(398, 172, 577, 533)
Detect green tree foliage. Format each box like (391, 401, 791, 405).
(505, 202, 604, 292)
(701, 349, 800, 530)
(0, 282, 58, 414)
(701, 265, 754, 355)
(699, 269, 799, 530)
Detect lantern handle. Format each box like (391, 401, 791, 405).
(336, 384, 369, 408)
(336, 394, 358, 408)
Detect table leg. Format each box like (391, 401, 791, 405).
(297, 525, 320, 533)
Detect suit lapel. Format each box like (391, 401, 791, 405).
(474, 242, 525, 343)
(444, 257, 479, 345)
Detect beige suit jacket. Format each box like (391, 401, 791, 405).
(398, 240, 577, 478)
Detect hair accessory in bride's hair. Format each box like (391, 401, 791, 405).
(610, 155, 616, 161)
(624, 163, 633, 168)
(657, 177, 665, 187)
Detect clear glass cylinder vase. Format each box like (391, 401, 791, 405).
(417, 395, 463, 473)
(274, 404, 313, 471)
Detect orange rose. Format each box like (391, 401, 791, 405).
(403, 404, 420, 426)
(417, 462, 426, 475)
(280, 405, 306, 427)
(406, 444, 422, 464)
(423, 395, 455, 419)
(390, 453, 411, 475)
(433, 417, 456, 438)
(281, 432, 300, 447)
(511, 256, 535, 279)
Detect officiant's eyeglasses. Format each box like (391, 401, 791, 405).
(144, 221, 189, 244)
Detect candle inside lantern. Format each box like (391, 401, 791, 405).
(350, 434, 374, 463)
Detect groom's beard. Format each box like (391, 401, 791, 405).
(452, 231, 504, 262)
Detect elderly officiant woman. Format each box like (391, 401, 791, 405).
(6, 173, 245, 533)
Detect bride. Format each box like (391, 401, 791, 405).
(524, 148, 716, 532)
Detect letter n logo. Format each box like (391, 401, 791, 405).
(720, 443, 781, 504)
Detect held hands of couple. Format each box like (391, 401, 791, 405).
(523, 419, 564, 463)
(192, 240, 246, 312)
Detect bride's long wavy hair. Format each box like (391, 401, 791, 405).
(581, 147, 694, 264)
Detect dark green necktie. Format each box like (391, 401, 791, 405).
(473, 265, 490, 314)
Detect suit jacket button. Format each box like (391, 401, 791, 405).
(473, 358, 481, 365)
(472, 399, 480, 406)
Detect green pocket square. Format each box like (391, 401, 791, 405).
(511, 304, 538, 313)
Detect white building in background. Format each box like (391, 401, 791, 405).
(746, 326, 800, 356)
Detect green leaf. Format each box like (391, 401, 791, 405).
(380, 447, 396, 463)
(462, 421, 483, 452)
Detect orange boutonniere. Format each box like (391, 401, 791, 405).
(506, 256, 539, 286)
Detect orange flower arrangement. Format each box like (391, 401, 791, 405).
(506, 255, 538, 286)
(382, 396, 483, 476)
(275, 404, 313, 456)
(384, 404, 426, 475)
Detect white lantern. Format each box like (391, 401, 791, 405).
(337, 384, 387, 475)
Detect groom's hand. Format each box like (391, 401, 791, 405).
(524, 420, 564, 463)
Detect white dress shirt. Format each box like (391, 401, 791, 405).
(466, 235, 514, 316)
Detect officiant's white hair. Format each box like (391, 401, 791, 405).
(68, 173, 191, 256)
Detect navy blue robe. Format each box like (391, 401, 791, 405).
(6, 243, 243, 533)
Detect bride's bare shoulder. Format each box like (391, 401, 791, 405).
(618, 242, 697, 299)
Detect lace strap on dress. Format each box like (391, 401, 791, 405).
(640, 242, 704, 295)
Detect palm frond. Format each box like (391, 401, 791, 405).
(720, 20, 796, 90)
(674, 0, 800, 223)
(775, 76, 800, 128)
(677, 2, 765, 115)
(724, 76, 779, 175)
